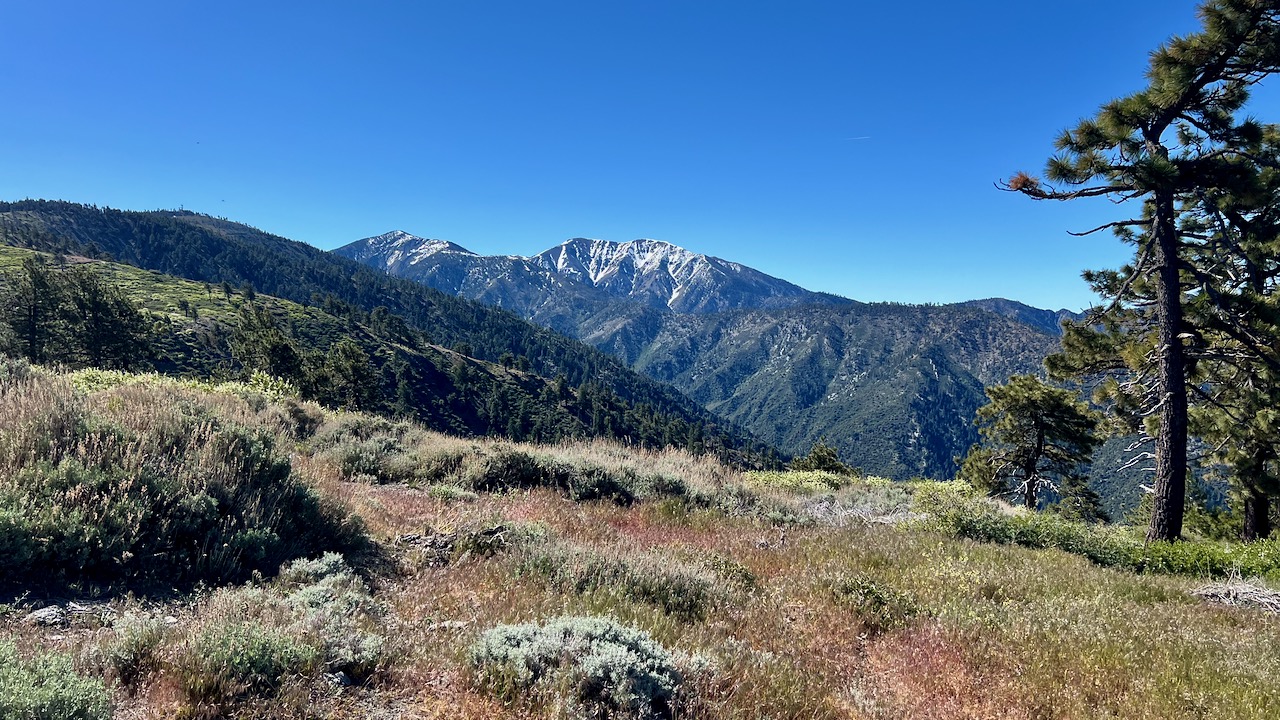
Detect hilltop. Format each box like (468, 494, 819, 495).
(1, 367, 1277, 719)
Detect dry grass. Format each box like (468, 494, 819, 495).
(3, 372, 1280, 718)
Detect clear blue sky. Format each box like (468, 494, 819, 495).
(4, 1, 1276, 311)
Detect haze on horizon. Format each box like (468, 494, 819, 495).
(4, 1, 1278, 312)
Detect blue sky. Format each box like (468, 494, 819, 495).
(3, 1, 1274, 311)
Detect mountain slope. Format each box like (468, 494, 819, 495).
(337, 231, 1061, 479)
(0, 200, 775, 462)
(619, 303, 1057, 478)
(959, 298, 1080, 337)
(0, 244, 741, 449)
(337, 233, 850, 316)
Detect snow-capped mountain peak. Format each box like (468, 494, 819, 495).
(340, 231, 475, 269)
(336, 232, 840, 314)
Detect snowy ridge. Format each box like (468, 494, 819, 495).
(336, 232, 841, 315)
(528, 237, 808, 313)
(344, 230, 476, 269)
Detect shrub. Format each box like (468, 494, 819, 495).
(562, 463, 635, 504)
(469, 616, 685, 719)
(277, 554, 386, 681)
(803, 480, 915, 526)
(178, 618, 321, 702)
(99, 613, 170, 687)
(174, 556, 386, 707)
(0, 640, 112, 720)
(424, 483, 479, 502)
(465, 449, 549, 492)
(697, 551, 760, 592)
(310, 414, 407, 449)
(263, 398, 325, 440)
(520, 544, 717, 621)
(746, 470, 848, 494)
(416, 448, 468, 484)
(914, 479, 1280, 579)
(319, 435, 413, 483)
(0, 375, 369, 588)
(828, 574, 918, 635)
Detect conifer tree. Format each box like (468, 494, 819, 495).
(65, 267, 152, 369)
(4, 256, 67, 364)
(790, 438, 853, 475)
(960, 375, 1102, 509)
(1005, 0, 1280, 539)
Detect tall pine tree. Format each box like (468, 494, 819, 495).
(1005, 0, 1280, 540)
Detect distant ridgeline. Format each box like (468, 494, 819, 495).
(0, 200, 778, 465)
(337, 231, 1073, 481)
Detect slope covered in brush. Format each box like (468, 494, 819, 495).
(0, 242, 771, 460)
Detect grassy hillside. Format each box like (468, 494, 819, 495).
(3, 366, 1278, 719)
(0, 242, 776, 463)
(0, 200, 771, 461)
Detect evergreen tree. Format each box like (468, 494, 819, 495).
(65, 267, 152, 369)
(960, 375, 1102, 509)
(1179, 129, 1280, 540)
(325, 338, 380, 411)
(1005, 1, 1280, 539)
(229, 302, 305, 383)
(4, 256, 67, 364)
(790, 438, 853, 475)
(1052, 475, 1112, 524)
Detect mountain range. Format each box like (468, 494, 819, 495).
(0, 200, 774, 463)
(337, 232, 1070, 479)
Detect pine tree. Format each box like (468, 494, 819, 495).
(326, 338, 380, 411)
(1005, 1, 1280, 539)
(790, 438, 853, 475)
(960, 375, 1102, 509)
(65, 267, 152, 370)
(4, 257, 68, 364)
(1053, 475, 1112, 524)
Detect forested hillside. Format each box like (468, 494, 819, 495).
(0, 208, 775, 461)
(339, 231, 1061, 479)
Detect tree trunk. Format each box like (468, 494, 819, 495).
(1147, 189, 1188, 542)
(1242, 487, 1272, 542)
(1024, 427, 1045, 510)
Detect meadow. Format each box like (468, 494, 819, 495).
(2, 363, 1278, 719)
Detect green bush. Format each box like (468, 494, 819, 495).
(179, 618, 321, 702)
(520, 544, 717, 621)
(697, 551, 759, 592)
(0, 641, 112, 720)
(465, 448, 549, 491)
(746, 470, 848, 494)
(469, 616, 685, 719)
(0, 374, 369, 588)
(278, 554, 385, 682)
(424, 483, 479, 502)
(99, 613, 169, 687)
(828, 574, 918, 634)
(310, 414, 408, 449)
(175, 555, 385, 707)
(266, 398, 325, 440)
(416, 448, 468, 484)
(563, 463, 636, 504)
(915, 480, 1280, 579)
(320, 435, 415, 483)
